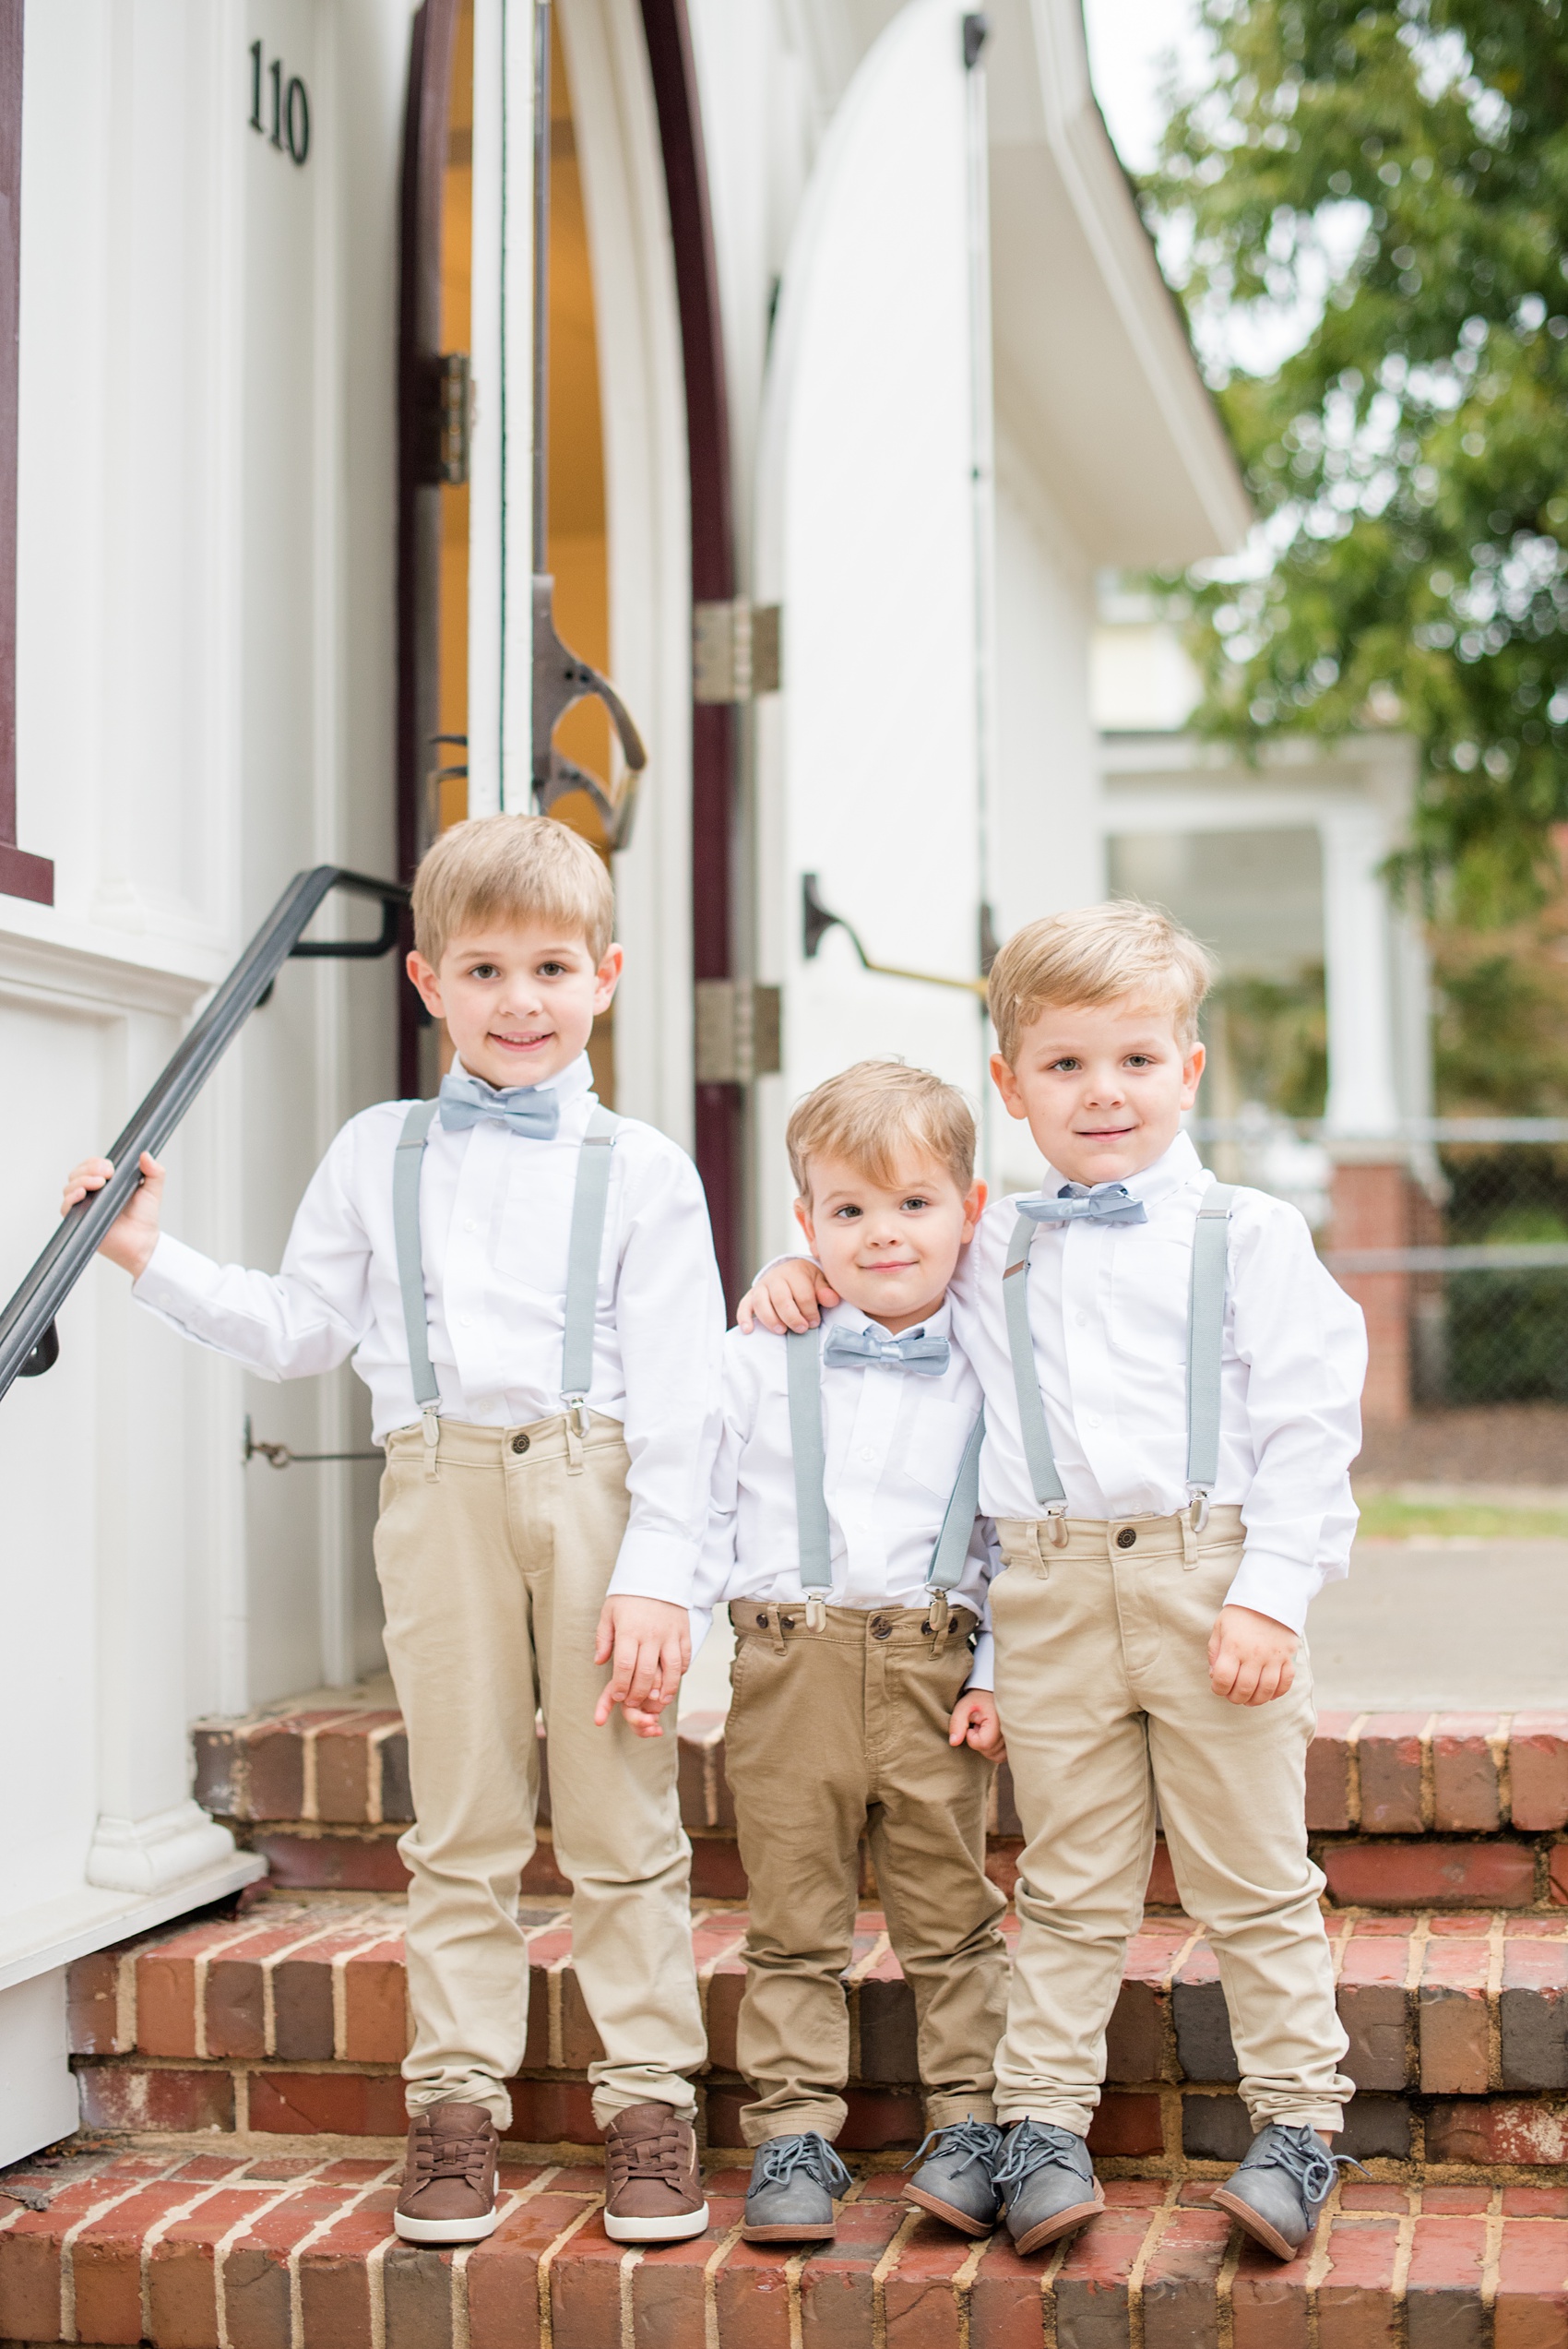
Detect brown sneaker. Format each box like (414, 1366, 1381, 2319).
(395, 2103, 501, 2243)
(602, 2102, 709, 2244)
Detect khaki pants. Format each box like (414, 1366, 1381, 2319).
(374, 1413, 705, 2131)
(724, 1600, 1009, 2146)
(991, 1508, 1351, 2139)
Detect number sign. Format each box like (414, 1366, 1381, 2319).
(249, 40, 310, 166)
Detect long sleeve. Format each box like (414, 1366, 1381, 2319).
(605, 1141, 728, 1606)
(131, 1126, 371, 1379)
(1222, 1203, 1366, 1635)
(686, 1343, 755, 1653)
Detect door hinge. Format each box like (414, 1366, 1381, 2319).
(693, 600, 782, 704)
(415, 352, 472, 486)
(694, 979, 783, 1084)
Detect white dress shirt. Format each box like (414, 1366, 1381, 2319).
(945, 1130, 1366, 1634)
(692, 1299, 999, 1688)
(133, 1055, 726, 1605)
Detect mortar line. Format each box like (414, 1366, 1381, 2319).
(59, 2172, 164, 2343)
(213, 2173, 315, 2349)
(1125, 2181, 1182, 2349)
(285, 2161, 400, 2349)
(703, 2217, 746, 2349)
(871, 2205, 922, 2349)
(138, 2178, 232, 2341)
(536, 2195, 602, 2348)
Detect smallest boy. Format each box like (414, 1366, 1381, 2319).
(692, 1064, 1011, 2244)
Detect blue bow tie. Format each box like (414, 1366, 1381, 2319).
(822, 1326, 951, 1377)
(437, 1070, 562, 1139)
(1021, 1182, 1148, 1228)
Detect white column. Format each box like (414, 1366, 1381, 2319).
(1320, 807, 1401, 1140)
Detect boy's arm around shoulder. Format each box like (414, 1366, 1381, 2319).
(1223, 1187, 1367, 1636)
(127, 1111, 379, 1379)
(686, 1326, 763, 1657)
(604, 1128, 729, 1611)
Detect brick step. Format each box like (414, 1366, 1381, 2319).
(193, 1702, 1568, 1908)
(4, 2148, 1567, 2349)
(65, 1895, 1568, 2174)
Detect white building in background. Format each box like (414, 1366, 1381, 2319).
(0, 0, 1247, 2163)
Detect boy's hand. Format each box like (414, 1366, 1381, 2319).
(593, 1597, 692, 1736)
(61, 1151, 164, 1281)
(1207, 1606, 1298, 1707)
(736, 1258, 840, 1335)
(949, 1688, 1006, 1762)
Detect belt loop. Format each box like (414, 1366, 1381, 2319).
(422, 1408, 441, 1482)
(1179, 1507, 1197, 1568)
(766, 1607, 788, 1655)
(1030, 1524, 1051, 1583)
(564, 1400, 587, 1475)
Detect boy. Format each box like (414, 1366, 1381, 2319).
(743, 903, 1366, 2263)
(693, 1063, 1011, 2244)
(63, 814, 726, 2247)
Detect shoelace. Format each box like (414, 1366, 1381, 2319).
(750, 2134, 853, 2195)
(992, 2120, 1087, 2196)
(611, 2123, 688, 2190)
(902, 2118, 1003, 2176)
(1254, 2128, 1368, 2208)
(417, 2124, 489, 2187)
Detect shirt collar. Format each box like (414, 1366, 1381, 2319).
(825, 1295, 953, 1344)
(1038, 1128, 1203, 1212)
(447, 1051, 595, 1106)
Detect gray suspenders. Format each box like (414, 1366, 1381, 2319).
(784, 1325, 985, 1631)
(393, 1096, 619, 1474)
(1004, 1179, 1237, 1550)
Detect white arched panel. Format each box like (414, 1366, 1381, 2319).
(755, 0, 986, 1246)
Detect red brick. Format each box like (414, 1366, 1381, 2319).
(244, 1717, 311, 1820)
(1140, 2205, 1229, 2349)
(714, 2236, 794, 2349)
(1358, 1715, 1428, 1833)
(968, 2232, 1047, 2349)
(1428, 2100, 1568, 2166)
(1315, 2213, 1401, 2348)
(1322, 1842, 1536, 1908)
(631, 2193, 746, 2349)
(1108, 1926, 1187, 2081)
(558, 1969, 607, 2069)
(78, 2063, 236, 2134)
(1405, 2212, 1489, 2348)
(1146, 1839, 1181, 1909)
(520, 1840, 576, 1899)
(1230, 2233, 1312, 2349)
(135, 1923, 238, 2057)
(547, 2214, 624, 2349)
(71, 2182, 199, 2346)
(1420, 2186, 1491, 2212)
(1493, 2215, 1568, 2348)
(146, 2184, 281, 2348)
(248, 2069, 408, 2137)
(1307, 1715, 1358, 1832)
(1551, 1845, 1568, 1907)
(225, 2180, 379, 2349)
(502, 2079, 600, 2144)
(1087, 2093, 1166, 2158)
(1509, 1714, 1568, 1831)
(690, 1836, 750, 1899)
(1420, 1937, 1491, 2094)
(66, 1950, 125, 2056)
(1501, 1937, 1568, 2091)
(1503, 2188, 1568, 2216)
(1337, 1924, 1411, 2094)
(316, 1714, 401, 1825)
(252, 1828, 413, 1891)
(983, 1842, 1021, 1901)
(192, 1723, 244, 1815)
(342, 1937, 410, 2063)
(1051, 2201, 1156, 2343)
(798, 2199, 905, 2347)
(465, 2188, 595, 2349)
(677, 1711, 735, 1830)
(1432, 1715, 1504, 1832)
(705, 1951, 746, 2073)
(881, 2215, 972, 2349)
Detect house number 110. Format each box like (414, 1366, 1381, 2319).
(249, 41, 310, 166)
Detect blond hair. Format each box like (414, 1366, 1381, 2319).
(411, 814, 614, 967)
(987, 901, 1217, 1064)
(786, 1062, 976, 1200)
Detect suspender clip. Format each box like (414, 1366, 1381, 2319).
(1189, 1489, 1210, 1533)
(564, 1395, 592, 1440)
(924, 1586, 950, 1635)
(804, 1596, 826, 1632)
(1182, 1489, 1208, 1567)
(1045, 1507, 1069, 1548)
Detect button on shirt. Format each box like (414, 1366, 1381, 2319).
(132, 1055, 727, 1606)
(692, 1301, 999, 1688)
(946, 1131, 1366, 1634)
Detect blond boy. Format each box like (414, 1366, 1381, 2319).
(744, 905, 1366, 2263)
(64, 815, 725, 2248)
(695, 1065, 1010, 2243)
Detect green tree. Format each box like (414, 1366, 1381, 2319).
(1150, 0, 1568, 920)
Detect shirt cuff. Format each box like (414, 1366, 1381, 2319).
(132, 1231, 219, 1316)
(963, 1628, 995, 1692)
(686, 1607, 713, 1662)
(608, 1527, 700, 1607)
(1223, 1549, 1326, 1639)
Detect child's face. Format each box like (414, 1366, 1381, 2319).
(991, 997, 1205, 1188)
(794, 1151, 986, 1335)
(406, 921, 622, 1091)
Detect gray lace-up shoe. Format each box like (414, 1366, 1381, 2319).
(902, 2118, 1005, 2236)
(1211, 2125, 1365, 2260)
(993, 2121, 1104, 2256)
(742, 2132, 854, 2242)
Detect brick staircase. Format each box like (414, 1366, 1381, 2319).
(4, 1699, 1567, 2344)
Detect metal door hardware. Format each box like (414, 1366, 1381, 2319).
(415, 352, 472, 485)
(802, 874, 989, 998)
(244, 1416, 382, 1471)
(695, 980, 783, 1084)
(693, 600, 782, 704)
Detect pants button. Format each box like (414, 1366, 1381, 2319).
(1115, 1526, 1136, 1549)
(511, 1432, 530, 1455)
(871, 1616, 893, 1640)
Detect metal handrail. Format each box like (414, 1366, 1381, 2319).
(0, 865, 410, 1403)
